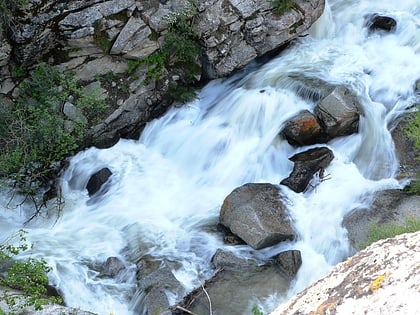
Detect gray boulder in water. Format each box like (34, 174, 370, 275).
(219, 183, 295, 250)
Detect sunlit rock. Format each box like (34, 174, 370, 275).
(270, 231, 420, 315)
(280, 147, 334, 193)
(282, 110, 326, 146)
(220, 183, 295, 250)
(314, 86, 360, 140)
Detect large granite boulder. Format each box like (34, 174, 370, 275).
(270, 231, 420, 315)
(280, 147, 334, 193)
(219, 183, 295, 249)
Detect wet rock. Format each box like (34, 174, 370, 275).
(314, 86, 360, 140)
(102, 256, 126, 277)
(219, 183, 295, 250)
(280, 147, 334, 193)
(366, 14, 397, 33)
(282, 110, 326, 146)
(86, 167, 112, 196)
(211, 249, 255, 269)
(174, 261, 290, 315)
(343, 189, 420, 251)
(273, 249, 302, 279)
(134, 258, 185, 315)
(270, 231, 420, 315)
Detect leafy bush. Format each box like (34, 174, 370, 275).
(272, 0, 294, 15)
(252, 305, 265, 315)
(362, 216, 420, 249)
(0, 230, 61, 312)
(0, 63, 106, 197)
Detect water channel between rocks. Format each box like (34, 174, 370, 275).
(1, 0, 419, 314)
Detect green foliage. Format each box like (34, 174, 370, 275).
(166, 84, 197, 103)
(93, 20, 112, 53)
(0, 230, 62, 313)
(0, 63, 107, 196)
(162, 12, 200, 66)
(404, 104, 420, 194)
(0, 0, 28, 31)
(362, 215, 420, 249)
(271, 0, 294, 15)
(252, 305, 265, 315)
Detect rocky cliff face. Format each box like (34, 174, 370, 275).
(270, 231, 420, 315)
(0, 0, 325, 147)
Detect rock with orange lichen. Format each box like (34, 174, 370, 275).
(270, 231, 420, 315)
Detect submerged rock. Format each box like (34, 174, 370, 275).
(219, 183, 295, 250)
(365, 14, 397, 33)
(280, 147, 334, 193)
(86, 167, 112, 196)
(270, 231, 420, 315)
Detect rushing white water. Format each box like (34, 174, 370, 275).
(1, 0, 419, 314)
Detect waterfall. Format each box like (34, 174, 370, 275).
(1, 0, 419, 314)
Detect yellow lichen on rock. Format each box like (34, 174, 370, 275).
(369, 274, 388, 292)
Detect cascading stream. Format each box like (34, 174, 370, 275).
(0, 0, 419, 314)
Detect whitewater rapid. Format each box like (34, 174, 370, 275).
(1, 0, 419, 314)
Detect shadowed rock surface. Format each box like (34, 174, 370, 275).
(280, 147, 334, 193)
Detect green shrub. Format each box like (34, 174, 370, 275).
(272, 0, 294, 15)
(0, 230, 62, 312)
(0, 63, 107, 197)
(362, 216, 420, 249)
(252, 305, 265, 315)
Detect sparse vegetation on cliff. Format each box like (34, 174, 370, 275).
(0, 63, 107, 203)
(404, 104, 420, 194)
(272, 0, 295, 15)
(126, 10, 200, 103)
